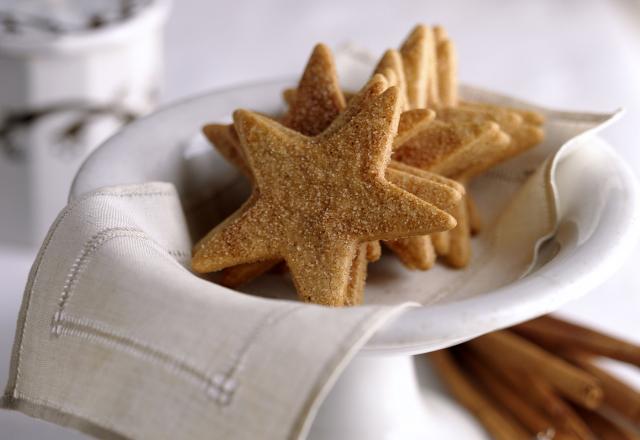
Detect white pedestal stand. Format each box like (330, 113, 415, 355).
(308, 354, 488, 440)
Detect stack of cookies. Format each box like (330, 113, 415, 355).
(192, 25, 545, 306)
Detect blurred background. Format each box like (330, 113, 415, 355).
(1, 0, 639, 437)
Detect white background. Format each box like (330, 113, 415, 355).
(1, 0, 639, 437)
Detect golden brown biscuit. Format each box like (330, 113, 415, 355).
(282, 88, 296, 107)
(323, 76, 463, 275)
(209, 46, 364, 295)
(433, 25, 448, 44)
(436, 39, 458, 107)
(466, 192, 482, 235)
(394, 109, 436, 147)
(388, 24, 545, 269)
(284, 90, 436, 147)
(219, 259, 279, 288)
(343, 238, 382, 306)
(395, 25, 545, 268)
(443, 198, 471, 268)
(281, 77, 436, 148)
(430, 109, 513, 179)
(380, 26, 542, 186)
(388, 160, 465, 194)
(205, 74, 460, 292)
(386, 167, 462, 211)
(192, 88, 457, 305)
(200, 26, 546, 304)
(392, 117, 508, 269)
(432, 33, 544, 178)
(385, 236, 436, 270)
(373, 40, 464, 269)
(281, 43, 345, 136)
(431, 231, 451, 256)
(461, 101, 545, 125)
(378, 33, 467, 267)
(385, 161, 463, 269)
(248, 244, 373, 306)
(384, 167, 460, 269)
(393, 118, 510, 177)
(400, 24, 431, 109)
(202, 124, 251, 177)
(425, 27, 440, 107)
(456, 102, 523, 131)
(212, 167, 462, 292)
(366, 241, 382, 262)
(457, 102, 544, 179)
(398, 25, 440, 107)
(344, 242, 370, 306)
(375, 49, 409, 109)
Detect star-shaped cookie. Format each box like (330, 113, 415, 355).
(380, 24, 544, 268)
(203, 75, 462, 302)
(278, 26, 544, 269)
(205, 44, 380, 299)
(192, 87, 457, 306)
(204, 45, 462, 293)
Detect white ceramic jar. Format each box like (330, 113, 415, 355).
(0, 0, 170, 246)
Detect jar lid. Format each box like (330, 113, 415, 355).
(0, 0, 170, 55)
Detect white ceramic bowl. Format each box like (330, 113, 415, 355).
(71, 78, 640, 356)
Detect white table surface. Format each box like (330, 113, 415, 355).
(2, 0, 639, 437)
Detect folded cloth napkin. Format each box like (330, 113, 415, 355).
(2, 183, 412, 439)
(2, 49, 620, 440)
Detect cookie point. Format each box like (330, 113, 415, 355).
(191, 255, 206, 273)
(369, 73, 389, 90)
(382, 48, 400, 62)
(433, 25, 447, 39)
(382, 85, 400, 102)
(445, 214, 458, 230)
(202, 123, 221, 136)
(452, 190, 463, 206)
(408, 23, 428, 38)
(312, 42, 331, 56)
(232, 109, 253, 125)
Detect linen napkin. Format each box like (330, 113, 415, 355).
(2, 182, 412, 439)
(2, 49, 620, 440)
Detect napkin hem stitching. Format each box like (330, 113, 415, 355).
(48, 225, 306, 407)
(5, 391, 128, 440)
(52, 227, 189, 335)
(52, 314, 238, 405)
(10, 185, 177, 399)
(46, 225, 241, 405)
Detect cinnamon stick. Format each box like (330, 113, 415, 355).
(429, 350, 530, 440)
(572, 405, 640, 440)
(562, 350, 640, 425)
(456, 350, 575, 439)
(513, 316, 640, 367)
(466, 330, 603, 408)
(459, 346, 595, 439)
